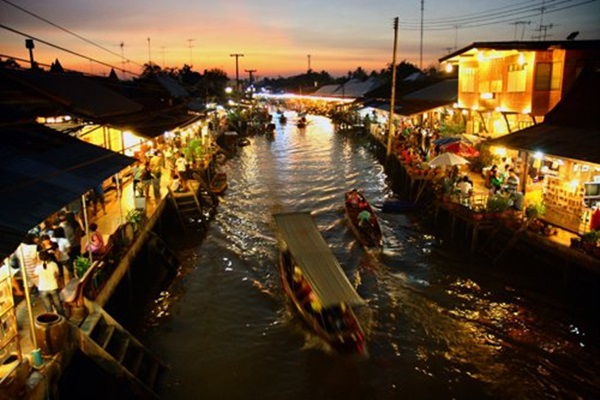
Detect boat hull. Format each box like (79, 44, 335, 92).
(278, 251, 365, 354)
(209, 172, 227, 195)
(344, 192, 383, 248)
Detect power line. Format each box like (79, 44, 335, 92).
(401, 0, 553, 24)
(0, 0, 144, 68)
(0, 24, 140, 76)
(399, 0, 594, 31)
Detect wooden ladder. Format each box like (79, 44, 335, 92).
(168, 184, 206, 231)
(76, 300, 167, 399)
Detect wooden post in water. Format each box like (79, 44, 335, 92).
(386, 17, 399, 159)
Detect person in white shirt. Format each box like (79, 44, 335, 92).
(456, 175, 473, 205)
(174, 153, 189, 191)
(34, 251, 65, 316)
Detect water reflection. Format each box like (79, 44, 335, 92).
(141, 113, 600, 400)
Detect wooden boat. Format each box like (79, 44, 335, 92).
(344, 191, 383, 248)
(209, 172, 227, 194)
(273, 212, 367, 354)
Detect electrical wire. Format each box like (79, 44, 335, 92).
(399, 0, 596, 31)
(400, 0, 554, 24)
(0, 0, 144, 69)
(0, 24, 139, 76)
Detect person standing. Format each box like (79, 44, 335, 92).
(51, 226, 71, 284)
(35, 251, 65, 316)
(175, 152, 189, 191)
(504, 168, 520, 194)
(149, 151, 163, 199)
(132, 160, 143, 196)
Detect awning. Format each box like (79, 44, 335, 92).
(104, 105, 202, 138)
(486, 124, 600, 165)
(273, 212, 365, 308)
(0, 123, 136, 259)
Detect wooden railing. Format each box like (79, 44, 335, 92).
(63, 221, 139, 309)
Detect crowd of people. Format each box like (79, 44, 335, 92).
(3, 206, 86, 316)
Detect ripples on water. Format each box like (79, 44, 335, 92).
(142, 113, 600, 400)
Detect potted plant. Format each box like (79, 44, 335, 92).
(525, 202, 546, 219)
(580, 230, 599, 255)
(486, 194, 512, 216)
(126, 208, 145, 232)
(74, 255, 91, 278)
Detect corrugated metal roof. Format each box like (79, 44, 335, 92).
(0, 123, 135, 259)
(439, 40, 600, 63)
(403, 79, 457, 102)
(273, 212, 365, 308)
(0, 69, 143, 119)
(155, 75, 189, 98)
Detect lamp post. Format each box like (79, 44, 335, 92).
(25, 38, 36, 69)
(386, 17, 399, 158)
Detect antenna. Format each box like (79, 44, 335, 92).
(187, 38, 195, 66)
(510, 21, 531, 41)
(147, 37, 151, 64)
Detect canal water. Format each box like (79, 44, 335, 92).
(138, 114, 600, 399)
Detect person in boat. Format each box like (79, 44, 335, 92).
(307, 291, 322, 314)
(293, 266, 312, 302)
(358, 208, 373, 227)
(347, 189, 362, 208)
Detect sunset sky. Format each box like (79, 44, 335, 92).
(1, 0, 599, 79)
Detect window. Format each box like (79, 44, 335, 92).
(507, 64, 526, 92)
(535, 62, 562, 91)
(461, 68, 475, 93)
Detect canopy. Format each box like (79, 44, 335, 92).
(273, 212, 365, 308)
(433, 136, 461, 146)
(440, 141, 480, 158)
(0, 123, 136, 259)
(429, 152, 470, 167)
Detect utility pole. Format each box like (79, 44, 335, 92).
(120, 41, 125, 77)
(419, 0, 424, 70)
(386, 17, 399, 158)
(307, 54, 311, 72)
(230, 53, 244, 93)
(245, 69, 257, 84)
(25, 38, 36, 69)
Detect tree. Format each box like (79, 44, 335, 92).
(141, 62, 162, 77)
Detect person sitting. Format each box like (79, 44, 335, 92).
(346, 189, 361, 207)
(357, 209, 372, 227)
(170, 171, 184, 193)
(308, 292, 322, 312)
(85, 223, 104, 256)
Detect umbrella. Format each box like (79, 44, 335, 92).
(433, 136, 461, 146)
(440, 141, 480, 158)
(429, 152, 470, 167)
